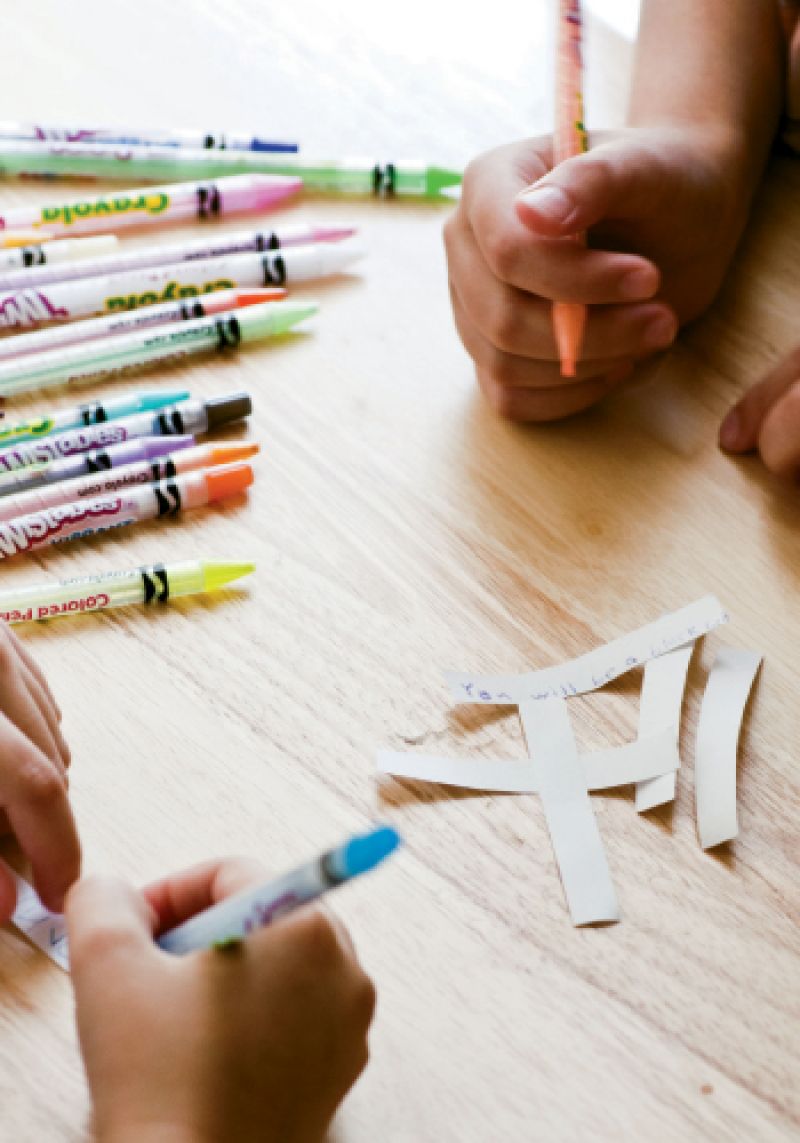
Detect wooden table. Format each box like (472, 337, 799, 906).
(0, 2, 798, 1139)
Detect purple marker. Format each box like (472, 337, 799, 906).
(0, 392, 251, 476)
(0, 436, 195, 498)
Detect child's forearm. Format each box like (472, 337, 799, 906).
(629, 0, 784, 191)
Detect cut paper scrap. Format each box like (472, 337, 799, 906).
(520, 697, 620, 926)
(445, 594, 727, 705)
(635, 645, 694, 813)
(0, 858, 68, 970)
(377, 726, 679, 794)
(695, 647, 762, 850)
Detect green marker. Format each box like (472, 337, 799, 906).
(0, 559, 255, 623)
(0, 140, 462, 198)
(0, 300, 315, 396)
(0, 389, 189, 448)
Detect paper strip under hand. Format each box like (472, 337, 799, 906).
(635, 645, 694, 812)
(520, 698, 620, 926)
(695, 647, 762, 850)
(377, 728, 679, 793)
(1, 858, 69, 970)
(445, 595, 727, 705)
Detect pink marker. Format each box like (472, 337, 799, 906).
(0, 441, 259, 523)
(0, 462, 254, 559)
(0, 174, 302, 238)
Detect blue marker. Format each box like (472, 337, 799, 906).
(0, 121, 298, 153)
(0, 389, 190, 449)
(157, 825, 401, 955)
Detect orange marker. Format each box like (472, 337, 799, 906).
(0, 230, 54, 248)
(552, 0, 588, 377)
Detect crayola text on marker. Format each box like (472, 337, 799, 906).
(39, 192, 171, 228)
(105, 278, 235, 311)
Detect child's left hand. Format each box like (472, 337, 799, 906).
(719, 348, 800, 476)
(0, 624, 79, 920)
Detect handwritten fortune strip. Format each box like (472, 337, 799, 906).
(444, 595, 728, 705)
(695, 647, 762, 850)
(1, 858, 68, 970)
(377, 727, 679, 794)
(635, 645, 694, 813)
(520, 698, 620, 926)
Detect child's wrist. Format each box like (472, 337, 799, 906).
(99, 1123, 206, 1143)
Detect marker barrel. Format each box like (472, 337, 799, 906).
(0, 174, 302, 238)
(0, 242, 357, 329)
(0, 463, 253, 559)
(0, 559, 255, 623)
(0, 142, 460, 197)
(0, 288, 283, 361)
(0, 302, 314, 395)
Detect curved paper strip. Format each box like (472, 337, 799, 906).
(695, 647, 762, 850)
(377, 728, 679, 794)
(635, 645, 694, 812)
(445, 595, 727, 705)
(1, 858, 68, 970)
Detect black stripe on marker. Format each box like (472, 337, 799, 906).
(153, 563, 170, 601)
(260, 252, 286, 286)
(214, 315, 242, 351)
(85, 449, 113, 473)
(319, 852, 347, 887)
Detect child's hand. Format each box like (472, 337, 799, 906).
(67, 858, 376, 1143)
(444, 126, 752, 420)
(0, 624, 78, 919)
(720, 349, 800, 476)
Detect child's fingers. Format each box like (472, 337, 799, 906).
(143, 856, 268, 936)
(3, 627, 62, 721)
(477, 367, 626, 422)
(2, 729, 80, 912)
(0, 654, 67, 777)
(719, 347, 800, 453)
(516, 136, 676, 236)
(451, 284, 632, 391)
(0, 860, 17, 922)
(17, 664, 70, 773)
(457, 158, 660, 305)
(67, 875, 157, 981)
(756, 382, 800, 476)
(452, 238, 675, 362)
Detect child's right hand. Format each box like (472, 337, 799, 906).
(444, 125, 753, 421)
(0, 623, 78, 919)
(67, 858, 376, 1143)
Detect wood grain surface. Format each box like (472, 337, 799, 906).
(0, 3, 797, 1140)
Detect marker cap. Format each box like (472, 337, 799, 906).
(203, 287, 286, 314)
(204, 461, 254, 503)
(204, 392, 252, 430)
(201, 560, 256, 592)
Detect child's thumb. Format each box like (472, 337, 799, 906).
(66, 874, 156, 978)
(515, 142, 660, 235)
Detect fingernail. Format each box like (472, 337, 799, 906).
(620, 266, 657, 301)
(719, 407, 742, 451)
(643, 313, 677, 350)
(517, 184, 574, 225)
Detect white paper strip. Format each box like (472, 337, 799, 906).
(520, 698, 620, 926)
(635, 645, 694, 812)
(377, 728, 679, 793)
(695, 647, 762, 850)
(445, 595, 727, 705)
(1, 859, 69, 970)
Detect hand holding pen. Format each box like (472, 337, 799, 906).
(67, 856, 378, 1143)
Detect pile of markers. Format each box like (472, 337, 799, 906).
(0, 120, 461, 622)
